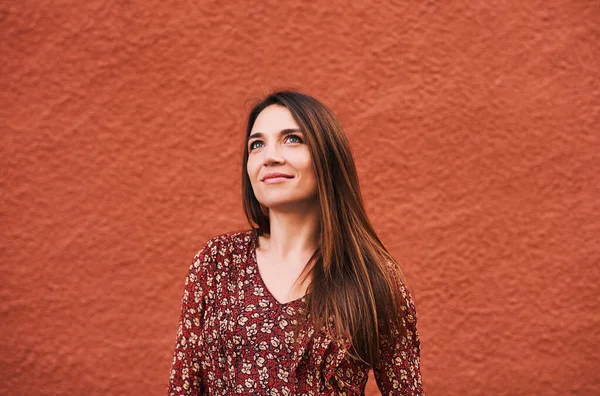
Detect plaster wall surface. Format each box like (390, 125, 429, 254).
(1, 1, 599, 395)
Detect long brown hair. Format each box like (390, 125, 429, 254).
(241, 90, 409, 367)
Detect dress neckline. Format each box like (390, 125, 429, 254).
(249, 230, 308, 308)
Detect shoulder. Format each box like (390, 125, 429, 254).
(190, 228, 254, 269)
(380, 257, 419, 332)
(209, 228, 255, 250)
(383, 258, 416, 302)
(186, 229, 254, 297)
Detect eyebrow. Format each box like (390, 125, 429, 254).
(247, 128, 303, 142)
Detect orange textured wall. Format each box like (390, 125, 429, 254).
(2, 1, 599, 395)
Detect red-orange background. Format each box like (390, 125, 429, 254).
(2, 1, 599, 395)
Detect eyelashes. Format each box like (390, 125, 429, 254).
(248, 134, 303, 152)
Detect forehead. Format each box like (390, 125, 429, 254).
(251, 105, 299, 133)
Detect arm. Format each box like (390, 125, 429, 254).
(167, 241, 214, 396)
(373, 279, 424, 395)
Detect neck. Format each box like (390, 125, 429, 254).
(259, 201, 320, 261)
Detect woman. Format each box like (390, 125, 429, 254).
(167, 90, 423, 395)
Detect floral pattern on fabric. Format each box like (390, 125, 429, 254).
(167, 230, 423, 395)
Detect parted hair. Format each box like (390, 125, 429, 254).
(241, 90, 409, 367)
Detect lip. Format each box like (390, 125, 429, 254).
(261, 172, 294, 182)
(263, 177, 293, 184)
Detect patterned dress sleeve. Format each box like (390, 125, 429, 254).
(167, 241, 214, 396)
(373, 278, 424, 395)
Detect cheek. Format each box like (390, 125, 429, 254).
(246, 157, 259, 176)
(299, 157, 315, 179)
(290, 149, 314, 173)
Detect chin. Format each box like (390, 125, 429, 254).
(259, 195, 318, 212)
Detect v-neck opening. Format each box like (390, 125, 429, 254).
(249, 230, 308, 308)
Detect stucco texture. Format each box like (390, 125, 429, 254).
(1, 1, 599, 395)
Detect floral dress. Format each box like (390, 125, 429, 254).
(167, 230, 423, 395)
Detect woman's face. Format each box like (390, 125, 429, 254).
(247, 105, 318, 211)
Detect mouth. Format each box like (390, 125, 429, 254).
(262, 176, 294, 184)
(261, 173, 294, 182)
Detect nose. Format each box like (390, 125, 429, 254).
(262, 143, 285, 166)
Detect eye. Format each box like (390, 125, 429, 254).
(285, 134, 303, 144)
(249, 140, 263, 151)
(249, 135, 302, 152)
